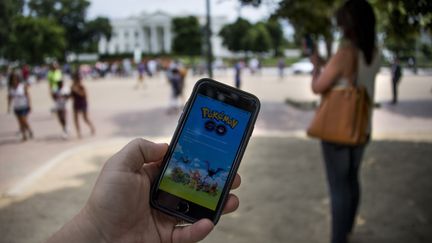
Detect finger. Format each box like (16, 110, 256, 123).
(106, 138, 168, 172)
(142, 161, 164, 182)
(172, 218, 214, 243)
(231, 173, 241, 190)
(142, 143, 169, 180)
(222, 194, 239, 215)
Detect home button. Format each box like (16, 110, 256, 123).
(176, 201, 190, 213)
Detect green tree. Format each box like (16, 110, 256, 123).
(219, 18, 252, 53)
(370, 0, 432, 58)
(265, 20, 284, 56)
(275, 0, 342, 58)
(243, 23, 272, 54)
(171, 16, 202, 56)
(82, 17, 112, 52)
(220, 18, 275, 55)
(28, 0, 110, 54)
(7, 16, 65, 64)
(0, 0, 25, 56)
(273, 0, 432, 59)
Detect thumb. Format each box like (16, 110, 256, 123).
(173, 219, 214, 243)
(106, 138, 167, 172)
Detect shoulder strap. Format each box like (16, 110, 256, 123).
(352, 48, 359, 88)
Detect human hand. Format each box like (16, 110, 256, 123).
(47, 138, 241, 243)
(310, 51, 323, 68)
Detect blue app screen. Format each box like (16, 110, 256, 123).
(159, 94, 251, 210)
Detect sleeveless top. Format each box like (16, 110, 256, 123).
(10, 83, 29, 109)
(334, 44, 381, 134)
(54, 86, 70, 110)
(71, 86, 87, 110)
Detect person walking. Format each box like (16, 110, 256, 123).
(53, 81, 70, 138)
(21, 64, 30, 84)
(234, 60, 242, 89)
(310, 1, 380, 243)
(136, 60, 146, 89)
(71, 71, 95, 138)
(7, 71, 33, 141)
(391, 57, 402, 104)
(278, 57, 286, 79)
(47, 62, 62, 98)
(166, 66, 183, 114)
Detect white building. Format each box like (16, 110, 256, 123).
(98, 11, 231, 57)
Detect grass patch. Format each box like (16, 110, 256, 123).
(160, 177, 221, 210)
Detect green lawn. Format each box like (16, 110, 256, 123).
(159, 177, 221, 210)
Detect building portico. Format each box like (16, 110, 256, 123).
(98, 11, 229, 57)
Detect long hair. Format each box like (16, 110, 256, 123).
(336, 0, 376, 65)
(8, 71, 21, 89)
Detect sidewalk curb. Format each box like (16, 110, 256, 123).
(254, 130, 432, 142)
(4, 137, 169, 197)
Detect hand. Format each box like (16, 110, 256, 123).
(47, 138, 241, 243)
(310, 51, 323, 69)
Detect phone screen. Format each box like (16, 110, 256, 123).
(159, 93, 252, 211)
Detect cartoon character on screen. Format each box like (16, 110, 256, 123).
(209, 183, 218, 196)
(189, 169, 202, 190)
(204, 160, 225, 181)
(171, 167, 184, 183)
(171, 167, 190, 185)
(179, 156, 191, 164)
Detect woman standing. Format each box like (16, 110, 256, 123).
(7, 71, 33, 141)
(310, 1, 380, 243)
(71, 71, 95, 138)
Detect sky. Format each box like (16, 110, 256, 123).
(87, 0, 281, 23)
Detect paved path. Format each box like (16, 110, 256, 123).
(0, 137, 431, 243)
(0, 70, 431, 242)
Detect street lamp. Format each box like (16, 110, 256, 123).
(205, 0, 213, 78)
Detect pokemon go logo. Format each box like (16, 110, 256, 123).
(201, 107, 239, 136)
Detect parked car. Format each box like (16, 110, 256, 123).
(291, 58, 313, 74)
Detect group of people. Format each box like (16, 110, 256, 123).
(6, 63, 95, 141)
(48, 63, 96, 139)
(135, 59, 160, 89)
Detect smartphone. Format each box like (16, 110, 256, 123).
(151, 78, 260, 224)
(304, 34, 315, 56)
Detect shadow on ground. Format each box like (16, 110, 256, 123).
(376, 99, 432, 119)
(0, 155, 107, 243)
(110, 107, 179, 137)
(110, 102, 315, 137)
(257, 102, 315, 132)
(0, 138, 431, 243)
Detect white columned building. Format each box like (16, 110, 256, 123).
(98, 11, 231, 57)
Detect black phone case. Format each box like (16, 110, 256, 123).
(150, 78, 260, 224)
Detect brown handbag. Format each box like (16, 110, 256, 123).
(307, 80, 370, 145)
